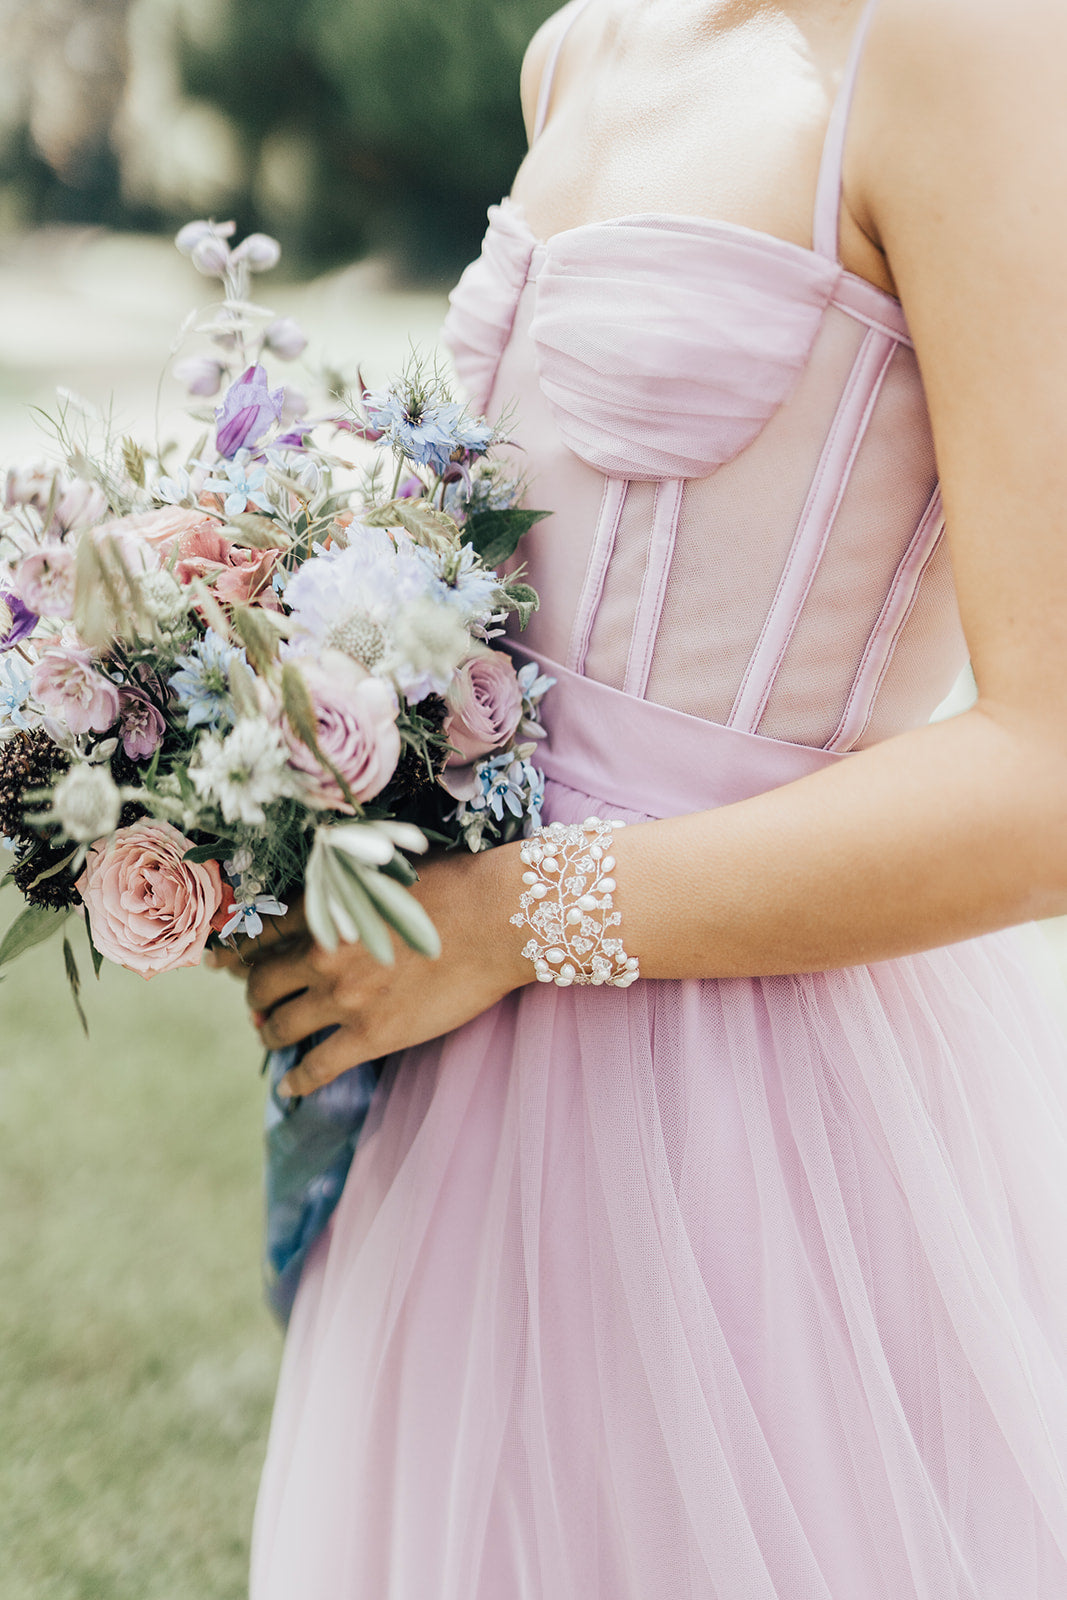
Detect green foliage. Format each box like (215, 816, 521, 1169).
(178, 0, 560, 275)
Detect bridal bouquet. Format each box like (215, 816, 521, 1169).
(0, 220, 551, 1023)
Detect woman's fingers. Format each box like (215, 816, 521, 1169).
(246, 947, 319, 1014)
(258, 990, 343, 1053)
(279, 1024, 368, 1098)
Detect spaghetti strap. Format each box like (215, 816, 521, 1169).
(812, 0, 881, 261)
(533, 0, 597, 143)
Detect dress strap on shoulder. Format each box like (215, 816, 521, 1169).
(533, 0, 598, 142)
(812, 0, 881, 262)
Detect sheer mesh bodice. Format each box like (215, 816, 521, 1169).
(443, 2, 967, 752)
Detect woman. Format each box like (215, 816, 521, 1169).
(240, 1, 1067, 1593)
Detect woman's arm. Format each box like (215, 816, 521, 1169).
(235, 0, 1067, 1093)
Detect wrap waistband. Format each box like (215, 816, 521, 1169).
(507, 644, 845, 821)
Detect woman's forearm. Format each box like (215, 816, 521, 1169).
(592, 703, 1067, 982)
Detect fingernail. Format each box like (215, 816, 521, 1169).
(277, 1077, 294, 1100)
(251, 1009, 266, 1028)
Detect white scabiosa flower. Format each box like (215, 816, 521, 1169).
(52, 763, 122, 842)
(284, 527, 455, 701)
(190, 716, 296, 825)
(390, 598, 471, 702)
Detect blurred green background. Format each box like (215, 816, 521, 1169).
(0, 2, 557, 1595)
(0, 906, 276, 1600)
(0, 0, 560, 279)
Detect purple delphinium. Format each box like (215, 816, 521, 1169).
(0, 590, 37, 651)
(215, 364, 286, 458)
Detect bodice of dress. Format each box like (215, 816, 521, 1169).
(442, 0, 968, 753)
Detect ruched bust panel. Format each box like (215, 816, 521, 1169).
(446, 200, 844, 481)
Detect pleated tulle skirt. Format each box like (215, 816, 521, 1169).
(250, 762, 1067, 1599)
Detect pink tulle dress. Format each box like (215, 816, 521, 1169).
(250, 3, 1067, 1593)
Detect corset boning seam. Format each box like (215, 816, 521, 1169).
(623, 476, 686, 699)
(828, 489, 947, 751)
(566, 475, 629, 674)
(727, 327, 896, 737)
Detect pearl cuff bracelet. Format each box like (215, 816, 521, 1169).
(512, 818, 641, 989)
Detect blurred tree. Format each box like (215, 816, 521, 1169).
(0, 0, 559, 278)
(176, 0, 559, 277)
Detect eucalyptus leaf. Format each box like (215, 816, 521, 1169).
(350, 862, 441, 960)
(0, 904, 70, 970)
(465, 508, 550, 569)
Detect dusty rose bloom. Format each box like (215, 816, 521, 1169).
(444, 649, 524, 766)
(76, 820, 224, 978)
(173, 524, 282, 610)
(283, 652, 401, 811)
(32, 645, 120, 735)
(96, 506, 220, 560)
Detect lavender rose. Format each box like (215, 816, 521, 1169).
(32, 646, 120, 735)
(444, 649, 524, 766)
(76, 820, 224, 979)
(284, 652, 401, 811)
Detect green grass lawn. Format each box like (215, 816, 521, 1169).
(0, 903, 280, 1600)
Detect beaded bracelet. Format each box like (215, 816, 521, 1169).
(511, 817, 641, 989)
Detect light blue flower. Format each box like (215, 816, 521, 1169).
(155, 469, 198, 507)
(469, 751, 541, 823)
(517, 660, 555, 740)
(202, 450, 274, 518)
(169, 630, 247, 730)
(0, 654, 34, 734)
(364, 386, 496, 476)
(218, 893, 288, 941)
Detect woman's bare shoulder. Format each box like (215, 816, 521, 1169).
(519, 2, 586, 144)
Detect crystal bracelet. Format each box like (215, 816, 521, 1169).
(511, 817, 641, 988)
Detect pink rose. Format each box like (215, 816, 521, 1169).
(15, 542, 77, 618)
(76, 820, 225, 979)
(444, 649, 523, 766)
(95, 506, 218, 559)
(284, 652, 401, 811)
(32, 646, 120, 734)
(173, 524, 281, 610)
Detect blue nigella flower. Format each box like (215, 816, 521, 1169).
(363, 387, 495, 477)
(169, 630, 247, 730)
(202, 450, 274, 518)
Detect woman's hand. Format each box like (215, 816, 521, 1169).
(208, 844, 533, 1097)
